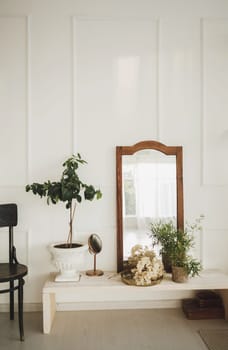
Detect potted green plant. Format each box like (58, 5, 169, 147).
(149, 219, 176, 273)
(149, 216, 203, 282)
(170, 224, 202, 283)
(26, 153, 102, 281)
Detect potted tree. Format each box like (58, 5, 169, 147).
(26, 154, 102, 281)
(149, 216, 203, 282)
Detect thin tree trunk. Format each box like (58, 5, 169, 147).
(67, 201, 77, 247)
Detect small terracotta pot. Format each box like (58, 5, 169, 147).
(172, 266, 188, 283)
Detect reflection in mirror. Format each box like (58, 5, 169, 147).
(122, 150, 177, 260)
(116, 141, 184, 272)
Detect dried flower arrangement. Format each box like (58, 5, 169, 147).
(121, 244, 164, 286)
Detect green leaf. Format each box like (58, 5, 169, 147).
(25, 185, 30, 192)
(76, 195, 82, 203)
(96, 190, 102, 200)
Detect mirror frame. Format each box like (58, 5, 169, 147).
(116, 140, 184, 272)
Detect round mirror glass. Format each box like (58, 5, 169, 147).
(88, 234, 102, 254)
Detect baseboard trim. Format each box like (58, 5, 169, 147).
(0, 303, 42, 312)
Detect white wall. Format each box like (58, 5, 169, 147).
(0, 0, 228, 304)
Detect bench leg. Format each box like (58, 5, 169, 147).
(42, 292, 56, 334)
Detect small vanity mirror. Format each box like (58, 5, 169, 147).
(86, 234, 104, 276)
(116, 141, 184, 272)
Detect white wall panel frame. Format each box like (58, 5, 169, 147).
(26, 15, 31, 184)
(200, 18, 205, 187)
(156, 18, 161, 140)
(72, 16, 160, 148)
(72, 16, 160, 194)
(0, 15, 30, 186)
(201, 18, 228, 186)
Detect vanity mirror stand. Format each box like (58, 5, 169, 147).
(86, 234, 104, 277)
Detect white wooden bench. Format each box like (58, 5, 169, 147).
(42, 269, 228, 334)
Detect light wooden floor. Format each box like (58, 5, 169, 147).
(0, 309, 227, 350)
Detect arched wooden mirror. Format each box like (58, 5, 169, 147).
(116, 140, 184, 272)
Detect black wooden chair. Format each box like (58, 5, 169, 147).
(0, 203, 28, 341)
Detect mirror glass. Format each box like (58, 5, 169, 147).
(122, 150, 176, 260)
(88, 234, 102, 254)
(116, 141, 184, 272)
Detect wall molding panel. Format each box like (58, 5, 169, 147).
(0, 15, 29, 186)
(72, 17, 160, 188)
(156, 19, 160, 140)
(72, 17, 160, 149)
(201, 18, 228, 186)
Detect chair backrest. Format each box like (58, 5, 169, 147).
(0, 204, 18, 263)
(0, 203, 17, 228)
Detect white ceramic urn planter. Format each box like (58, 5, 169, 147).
(50, 242, 88, 282)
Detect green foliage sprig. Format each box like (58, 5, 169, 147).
(149, 216, 204, 277)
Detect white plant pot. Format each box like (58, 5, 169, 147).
(49, 242, 88, 282)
